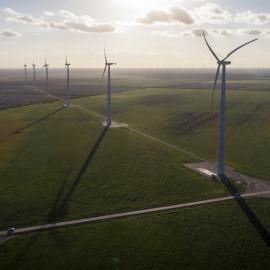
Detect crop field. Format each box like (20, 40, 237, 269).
(1, 68, 270, 109)
(0, 100, 246, 230)
(1, 68, 270, 269)
(2, 199, 270, 269)
(73, 85, 270, 180)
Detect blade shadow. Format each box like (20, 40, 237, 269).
(47, 126, 109, 222)
(219, 174, 270, 248)
(0, 106, 66, 143)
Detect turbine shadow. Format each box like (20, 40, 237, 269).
(47, 126, 109, 222)
(0, 106, 66, 143)
(219, 174, 270, 248)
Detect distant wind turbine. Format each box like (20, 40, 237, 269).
(65, 52, 71, 106)
(32, 59, 36, 91)
(102, 45, 116, 126)
(203, 31, 257, 176)
(24, 62, 27, 87)
(42, 52, 49, 96)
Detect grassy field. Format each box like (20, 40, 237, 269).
(0, 100, 245, 231)
(2, 198, 270, 269)
(72, 87, 270, 180)
(1, 68, 270, 269)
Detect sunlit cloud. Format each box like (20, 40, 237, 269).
(182, 28, 205, 37)
(0, 30, 21, 38)
(1, 8, 19, 16)
(44, 11, 55, 17)
(194, 2, 233, 24)
(235, 11, 270, 25)
(238, 29, 262, 36)
(136, 6, 195, 25)
(151, 31, 180, 37)
(1, 8, 117, 34)
(182, 28, 230, 37)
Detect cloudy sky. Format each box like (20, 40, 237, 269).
(0, 0, 269, 68)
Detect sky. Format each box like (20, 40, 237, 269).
(0, 0, 269, 68)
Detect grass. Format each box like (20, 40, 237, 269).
(72, 87, 270, 179)
(0, 100, 243, 230)
(1, 198, 270, 269)
(1, 70, 270, 269)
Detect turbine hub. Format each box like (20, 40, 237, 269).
(218, 61, 231, 65)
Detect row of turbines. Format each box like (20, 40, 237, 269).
(22, 34, 257, 177)
(23, 47, 114, 121)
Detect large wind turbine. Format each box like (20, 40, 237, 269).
(102, 46, 116, 126)
(65, 52, 71, 106)
(42, 52, 49, 96)
(32, 59, 36, 91)
(203, 31, 257, 176)
(24, 63, 27, 87)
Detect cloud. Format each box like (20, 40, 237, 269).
(195, 3, 233, 24)
(2, 8, 116, 34)
(0, 30, 21, 38)
(59, 10, 78, 19)
(238, 29, 262, 35)
(136, 6, 194, 25)
(182, 28, 230, 37)
(1, 7, 19, 16)
(235, 11, 270, 25)
(44, 11, 55, 17)
(151, 31, 180, 37)
(182, 28, 205, 37)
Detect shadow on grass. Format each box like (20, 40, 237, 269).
(220, 174, 270, 248)
(47, 126, 109, 222)
(0, 106, 66, 143)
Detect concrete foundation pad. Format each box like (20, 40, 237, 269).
(184, 161, 270, 197)
(100, 121, 128, 128)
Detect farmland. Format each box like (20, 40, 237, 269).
(1, 68, 270, 269)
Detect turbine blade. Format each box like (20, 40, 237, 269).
(222, 38, 258, 61)
(211, 64, 221, 115)
(104, 44, 107, 64)
(203, 31, 220, 63)
(101, 65, 107, 85)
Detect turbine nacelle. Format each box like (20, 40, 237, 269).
(102, 45, 116, 84)
(218, 61, 231, 65)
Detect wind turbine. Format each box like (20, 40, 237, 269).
(42, 52, 49, 96)
(32, 59, 36, 91)
(65, 52, 71, 106)
(102, 45, 117, 126)
(24, 62, 27, 87)
(203, 31, 257, 176)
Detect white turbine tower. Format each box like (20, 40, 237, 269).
(32, 59, 36, 91)
(42, 52, 49, 96)
(24, 63, 27, 87)
(65, 52, 71, 106)
(203, 31, 257, 176)
(102, 45, 116, 126)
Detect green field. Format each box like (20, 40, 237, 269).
(2, 198, 270, 269)
(0, 100, 244, 231)
(72, 87, 270, 179)
(1, 69, 270, 269)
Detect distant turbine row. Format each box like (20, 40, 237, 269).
(24, 53, 71, 106)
